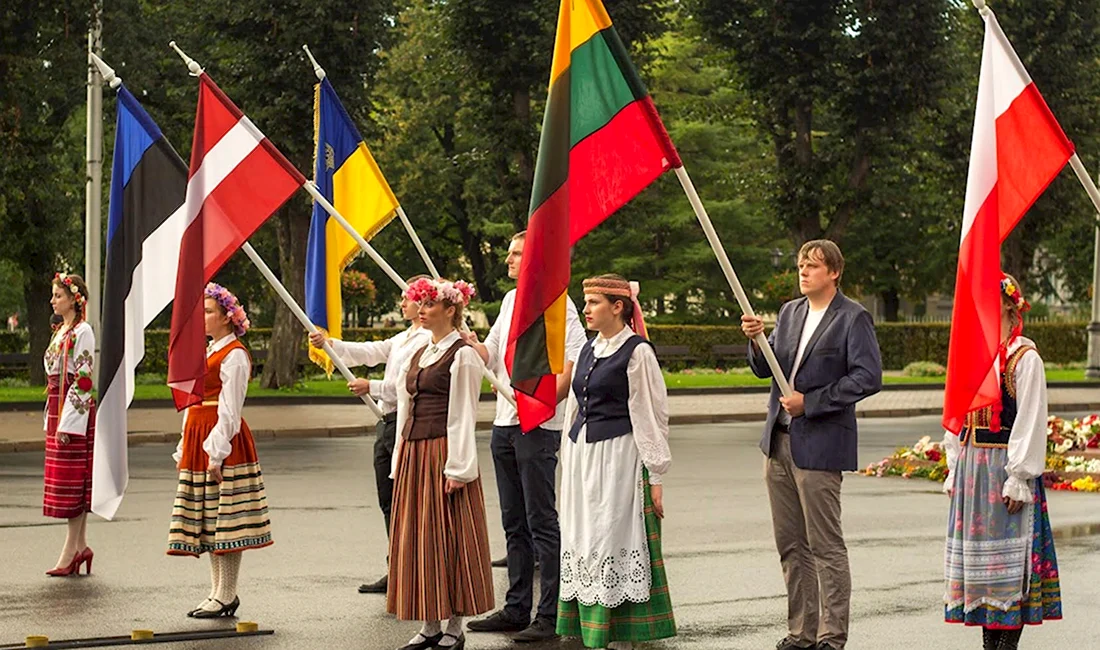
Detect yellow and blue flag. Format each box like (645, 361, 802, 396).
(305, 78, 399, 373)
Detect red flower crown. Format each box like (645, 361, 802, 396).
(53, 273, 86, 308)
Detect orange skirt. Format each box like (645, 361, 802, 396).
(387, 436, 494, 621)
(167, 404, 272, 556)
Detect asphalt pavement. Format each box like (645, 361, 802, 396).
(2, 415, 1099, 650)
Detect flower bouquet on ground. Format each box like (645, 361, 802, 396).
(1045, 414, 1100, 491)
(861, 435, 948, 482)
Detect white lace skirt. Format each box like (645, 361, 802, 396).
(559, 428, 651, 608)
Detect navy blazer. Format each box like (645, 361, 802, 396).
(747, 291, 883, 471)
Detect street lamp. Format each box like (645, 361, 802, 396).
(771, 247, 785, 269)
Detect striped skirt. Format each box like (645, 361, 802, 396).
(558, 470, 676, 648)
(167, 405, 272, 556)
(43, 374, 94, 519)
(387, 436, 494, 621)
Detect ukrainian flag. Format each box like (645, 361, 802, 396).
(305, 78, 399, 373)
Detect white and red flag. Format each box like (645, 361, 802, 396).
(943, 11, 1074, 434)
(167, 74, 307, 410)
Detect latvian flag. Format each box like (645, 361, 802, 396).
(942, 9, 1073, 434)
(92, 86, 190, 520)
(167, 74, 307, 410)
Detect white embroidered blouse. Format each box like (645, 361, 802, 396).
(43, 321, 96, 436)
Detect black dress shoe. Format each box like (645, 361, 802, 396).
(775, 637, 813, 650)
(398, 632, 443, 650)
(467, 610, 529, 633)
(359, 574, 388, 594)
(512, 617, 558, 643)
(815, 644, 840, 650)
(490, 556, 508, 568)
(437, 633, 465, 650)
(191, 595, 240, 618)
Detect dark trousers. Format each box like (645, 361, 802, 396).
(490, 425, 561, 622)
(375, 413, 398, 535)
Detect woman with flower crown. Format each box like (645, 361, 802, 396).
(43, 273, 97, 577)
(167, 283, 271, 619)
(557, 274, 675, 650)
(387, 277, 493, 650)
(942, 273, 1061, 650)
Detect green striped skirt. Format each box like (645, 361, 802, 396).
(557, 473, 676, 648)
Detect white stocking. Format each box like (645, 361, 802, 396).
(438, 618, 463, 645)
(404, 621, 441, 647)
(215, 552, 242, 604)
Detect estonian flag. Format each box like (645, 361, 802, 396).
(92, 86, 189, 520)
(304, 78, 399, 374)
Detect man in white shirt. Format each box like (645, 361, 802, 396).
(464, 231, 587, 643)
(741, 240, 882, 650)
(309, 278, 431, 595)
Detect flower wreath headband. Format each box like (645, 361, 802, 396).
(1001, 276, 1031, 314)
(205, 282, 251, 336)
(53, 273, 86, 308)
(403, 278, 476, 307)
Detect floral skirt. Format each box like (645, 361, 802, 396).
(944, 443, 1061, 628)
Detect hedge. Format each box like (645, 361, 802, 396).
(0, 322, 1090, 372)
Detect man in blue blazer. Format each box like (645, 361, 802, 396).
(742, 240, 882, 650)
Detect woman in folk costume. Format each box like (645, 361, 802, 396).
(168, 283, 272, 619)
(388, 278, 493, 650)
(943, 274, 1061, 650)
(558, 274, 675, 650)
(43, 273, 96, 577)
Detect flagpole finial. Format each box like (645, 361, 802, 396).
(89, 52, 122, 90)
(168, 41, 204, 76)
(302, 44, 326, 81)
(972, 0, 992, 16)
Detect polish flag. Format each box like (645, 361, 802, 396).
(167, 74, 307, 410)
(943, 11, 1073, 434)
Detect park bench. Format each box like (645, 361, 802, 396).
(710, 344, 749, 366)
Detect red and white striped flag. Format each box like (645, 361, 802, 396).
(167, 74, 307, 410)
(943, 11, 1073, 434)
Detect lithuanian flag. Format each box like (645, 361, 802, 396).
(506, 0, 682, 430)
(305, 78, 399, 374)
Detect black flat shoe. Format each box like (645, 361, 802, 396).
(398, 632, 443, 650)
(437, 634, 465, 650)
(191, 595, 240, 618)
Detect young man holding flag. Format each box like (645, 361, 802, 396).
(463, 231, 587, 643)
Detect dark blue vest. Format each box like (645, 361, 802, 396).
(960, 346, 1034, 447)
(568, 334, 652, 443)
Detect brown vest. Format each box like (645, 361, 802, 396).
(403, 339, 470, 440)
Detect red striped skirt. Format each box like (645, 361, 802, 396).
(167, 404, 272, 557)
(387, 436, 494, 621)
(43, 374, 94, 519)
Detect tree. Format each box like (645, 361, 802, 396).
(0, 2, 92, 383)
(689, 0, 957, 252)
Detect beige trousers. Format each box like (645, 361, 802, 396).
(765, 431, 850, 649)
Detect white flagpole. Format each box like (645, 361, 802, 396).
(397, 206, 442, 279)
(241, 243, 385, 418)
(673, 165, 793, 397)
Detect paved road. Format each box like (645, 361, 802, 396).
(1, 416, 1097, 649)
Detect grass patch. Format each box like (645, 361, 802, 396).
(1, 368, 1095, 403)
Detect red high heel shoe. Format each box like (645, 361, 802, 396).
(79, 547, 93, 575)
(46, 551, 82, 577)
